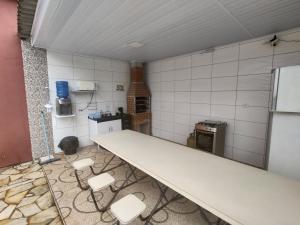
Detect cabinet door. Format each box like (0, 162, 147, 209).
(109, 119, 122, 132)
(88, 119, 98, 138)
(97, 121, 110, 134)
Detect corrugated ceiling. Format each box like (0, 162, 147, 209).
(18, 0, 38, 40)
(31, 0, 300, 61)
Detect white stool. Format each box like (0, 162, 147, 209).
(88, 173, 115, 192)
(72, 158, 95, 190)
(110, 194, 146, 225)
(72, 158, 94, 170)
(89, 173, 116, 212)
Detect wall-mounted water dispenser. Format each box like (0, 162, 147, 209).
(55, 81, 72, 115)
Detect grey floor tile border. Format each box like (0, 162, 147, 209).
(42, 162, 67, 225)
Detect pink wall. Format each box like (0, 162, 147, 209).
(0, 0, 32, 167)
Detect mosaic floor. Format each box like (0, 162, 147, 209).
(0, 161, 63, 225)
(43, 145, 222, 225)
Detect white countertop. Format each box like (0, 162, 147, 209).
(91, 130, 300, 225)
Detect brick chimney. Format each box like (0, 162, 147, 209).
(127, 62, 151, 134)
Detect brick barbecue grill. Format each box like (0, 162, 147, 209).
(127, 62, 151, 134)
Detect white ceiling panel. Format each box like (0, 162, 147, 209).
(32, 0, 300, 61)
(218, 0, 300, 36)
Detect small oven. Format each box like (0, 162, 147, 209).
(195, 120, 226, 157)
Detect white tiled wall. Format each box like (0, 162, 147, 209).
(47, 51, 130, 152)
(146, 28, 300, 168)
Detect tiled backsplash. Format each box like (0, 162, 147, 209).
(47, 51, 130, 152)
(146, 28, 300, 168)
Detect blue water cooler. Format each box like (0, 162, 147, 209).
(55, 81, 72, 115)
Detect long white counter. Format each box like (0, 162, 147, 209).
(91, 130, 300, 225)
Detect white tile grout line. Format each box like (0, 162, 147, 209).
(188, 56, 192, 136)
(230, 42, 240, 159)
(264, 45, 277, 169)
(158, 89, 272, 93)
(159, 115, 268, 125)
(209, 51, 213, 119)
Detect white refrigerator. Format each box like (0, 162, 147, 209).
(267, 65, 300, 180)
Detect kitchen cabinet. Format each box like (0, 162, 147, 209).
(89, 118, 122, 138)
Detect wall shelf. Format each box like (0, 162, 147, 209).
(71, 90, 95, 94)
(55, 114, 76, 118)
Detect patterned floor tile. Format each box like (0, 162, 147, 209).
(43, 145, 222, 225)
(0, 161, 63, 225)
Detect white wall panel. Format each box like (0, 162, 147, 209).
(47, 51, 129, 152)
(174, 92, 190, 103)
(192, 53, 213, 66)
(235, 106, 269, 123)
(274, 31, 300, 54)
(233, 148, 264, 168)
(161, 112, 173, 122)
(175, 55, 191, 69)
(273, 51, 300, 68)
(161, 71, 174, 82)
(234, 120, 267, 139)
(147, 29, 300, 168)
(74, 68, 94, 80)
(174, 80, 191, 92)
(191, 65, 212, 79)
(160, 121, 173, 132)
(237, 74, 271, 91)
(190, 92, 211, 104)
(94, 70, 113, 82)
(160, 59, 175, 71)
(234, 135, 266, 155)
(211, 91, 236, 105)
(213, 45, 239, 63)
(212, 61, 238, 77)
(190, 104, 210, 116)
(211, 105, 235, 119)
(239, 39, 273, 60)
(175, 69, 191, 80)
(238, 57, 273, 75)
(174, 102, 190, 114)
(236, 91, 269, 107)
(48, 65, 74, 79)
(191, 79, 211, 92)
(160, 81, 173, 92)
(94, 57, 112, 71)
(212, 77, 237, 91)
(47, 52, 73, 66)
(160, 102, 174, 112)
(174, 113, 190, 125)
(73, 56, 94, 69)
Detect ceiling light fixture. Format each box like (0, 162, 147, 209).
(127, 41, 145, 48)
